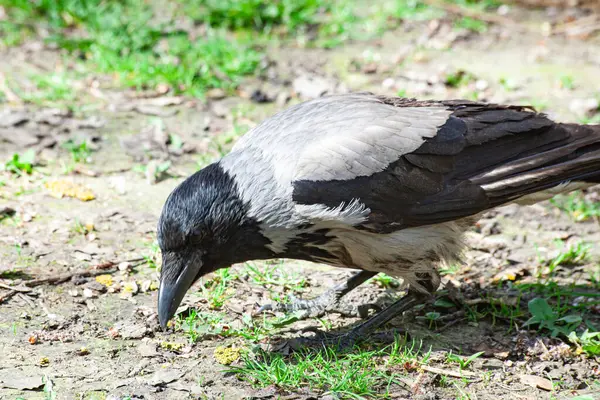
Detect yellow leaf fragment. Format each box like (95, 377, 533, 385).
(214, 346, 240, 365)
(122, 281, 138, 294)
(160, 341, 185, 351)
(45, 180, 95, 201)
(95, 274, 113, 287)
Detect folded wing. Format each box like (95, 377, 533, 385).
(292, 97, 600, 233)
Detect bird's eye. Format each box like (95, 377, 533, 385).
(188, 227, 204, 243)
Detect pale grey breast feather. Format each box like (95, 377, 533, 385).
(231, 93, 452, 184)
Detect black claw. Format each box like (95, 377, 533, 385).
(254, 303, 273, 315)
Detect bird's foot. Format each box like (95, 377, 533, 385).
(299, 327, 362, 350)
(255, 290, 380, 320)
(299, 326, 406, 351)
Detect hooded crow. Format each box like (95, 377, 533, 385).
(157, 92, 600, 341)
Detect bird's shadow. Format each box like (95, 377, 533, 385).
(257, 280, 600, 358)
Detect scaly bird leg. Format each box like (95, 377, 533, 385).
(255, 270, 378, 319)
(311, 273, 439, 349)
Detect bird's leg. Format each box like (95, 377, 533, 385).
(255, 270, 378, 319)
(314, 272, 439, 349)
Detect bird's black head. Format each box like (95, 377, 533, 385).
(157, 162, 272, 328)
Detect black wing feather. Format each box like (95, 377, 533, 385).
(292, 100, 600, 233)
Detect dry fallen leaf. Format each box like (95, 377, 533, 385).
(95, 274, 113, 287)
(520, 374, 553, 391)
(28, 335, 38, 345)
(45, 180, 95, 201)
(492, 265, 528, 283)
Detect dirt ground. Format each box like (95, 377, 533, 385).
(1, 4, 600, 400)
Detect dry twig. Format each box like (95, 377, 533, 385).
(420, 365, 477, 378)
(0, 290, 18, 304)
(0, 71, 22, 104)
(0, 257, 145, 305)
(422, 0, 519, 26)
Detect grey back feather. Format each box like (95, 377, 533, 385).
(232, 93, 452, 183)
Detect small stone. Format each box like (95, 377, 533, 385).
(119, 322, 148, 339)
(292, 75, 336, 99)
(275, 91, 291, 107)
(569, 98, 599, 118)
(118, 262, 131, 271)
(122, 281, 139, 295)
(73, 251, 92, 261)
(85, 281, 107, 293)
(109, 176, 128, 195)
(138, 341, 159, 357)
(211, 102, 229, 118)
(482, 358, 504, 370)
(0, 110, 29, 127)
(475, 79, 489, 91)
(206, 88, 227, 100)
(145, 369, 185, 386)
(83, 288, 95, 298)
(86, 301, 96, 312)
(497, 4, 510, 15)
(249, 89, 273, 103)
(68, 289, 78, 297)
(381, 78, 396, 90)
(0, 373, 44, 390)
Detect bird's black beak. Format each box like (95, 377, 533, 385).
(157, 253, 203, 329)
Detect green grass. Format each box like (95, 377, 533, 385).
(454, 16, 487, 33)
(244, 261, 307, 292)
(536, 240, 590, 278)
(143, 240, 161, 270)
(559, 75, 575, 90)
(446, 351, 484, 370)
(230, 336, 433, 398)
(15, 73, 79, 105)
(1, 0, 261, 98)
(551, 192, 600, 222)
(521, 294, 600, 356)
(199, 267, 237, 309)
(179, 0, 328, 32)
(1, 0, 504, 103)
(524, 297, 584, 338)
(177, 303, 298, 342)
(62, 139, 92, 164)
(2, 150, 36, 175)
(444, 70, 476, 88)
(369, 273, 401, 289)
